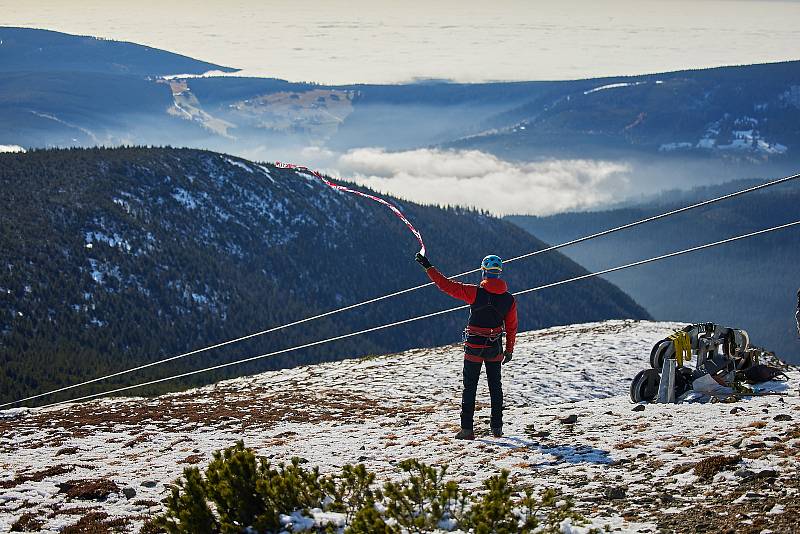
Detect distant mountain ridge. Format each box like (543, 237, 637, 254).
(1, 27, 798, 178)
(0, 27, 237, 76)
(450, 61, 800, 163)
(507, 179, 800, 363)
(0, 147, 648, 405)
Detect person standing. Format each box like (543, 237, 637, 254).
(415, 253, 518, 440)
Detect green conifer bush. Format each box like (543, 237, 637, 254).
(152, 441, 591, 533)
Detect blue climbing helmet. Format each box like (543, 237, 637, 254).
(481, 255, 503, 278)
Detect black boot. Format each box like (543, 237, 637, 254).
(491, 426, 503, 438)
(455, 428, 475, 440)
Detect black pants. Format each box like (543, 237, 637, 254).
(461, 359, 503, 430)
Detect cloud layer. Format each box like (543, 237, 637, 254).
(330, 148, 632, 216)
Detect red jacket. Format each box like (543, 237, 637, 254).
(426, 267, 518, 362)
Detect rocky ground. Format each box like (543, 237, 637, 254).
(1, 320, 798, 533)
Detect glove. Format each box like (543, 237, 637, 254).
(502, 351, 513, 364)
(415, 253, 432, 270)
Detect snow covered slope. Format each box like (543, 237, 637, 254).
(1, 320, 799, 533)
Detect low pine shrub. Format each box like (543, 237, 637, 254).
(383, 459, 468, 532)
(152, 441, 589, 533)
(467, 470, 517, 534)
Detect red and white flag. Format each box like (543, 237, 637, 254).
(276, 162, 426, 256)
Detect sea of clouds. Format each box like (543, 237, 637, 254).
(319, 147, 632, 216)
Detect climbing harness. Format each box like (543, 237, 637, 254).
(464, 287, 513, 358)
(463, 327, 505, 359)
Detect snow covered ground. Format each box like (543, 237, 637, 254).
(1, 320, 798, 533)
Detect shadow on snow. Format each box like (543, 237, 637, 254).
(477, 436, 612, 465)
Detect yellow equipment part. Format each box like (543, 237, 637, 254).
(668, 331, 692, 367)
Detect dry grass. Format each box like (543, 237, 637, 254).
(10, 512, 44, 532)
(49, 505, 100, 517)
(61, 511, 129, 534)
(58, 479, 121, 501)
(667, 463, 695, 476)
(693, 454, 741, 480)
(0, 388, 419, 444)
(615, 438, 646, 450)
(0, 464, 74, 489)
(178, 454, 204, 465)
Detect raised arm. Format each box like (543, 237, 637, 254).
(416, 253, 477, 304)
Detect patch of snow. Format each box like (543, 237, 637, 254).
(226, 242, 245, 258)
(780, 85, 800, 109)
(279, 509, 345, 531)
(756, 141, 788, 155)
(213, 206, 231, 221)
(255, 164, 276, 183)
(662, 506, 691, 514)
(659, 142, 694, 152)
(171, 187, 199, 209)
(734, 116, 758, 127)
(766, 504, 785, 515)
(584, 81, 647, 95)
(85, 231, 132, 252)
(88, 259, 103, 283)
(223, 157, 254, 173)
(696, 138, 716, 149)
(161, 70, 241, 80)
(717, 138, 751, 151)
(297, 172, 319, 182)
(86, 259, 122, 285)
(113, 197, 134, 214)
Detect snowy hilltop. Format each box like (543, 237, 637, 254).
(1, 320, 798, 533)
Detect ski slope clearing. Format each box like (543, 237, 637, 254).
(1, 320, 799, 533)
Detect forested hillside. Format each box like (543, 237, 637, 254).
(0, 147, 648, 405)
(450, 61, 800, 163)
(507, 180, 800, 362)
(0, 27, 236, 76)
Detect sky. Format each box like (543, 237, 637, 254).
(2, 0, 799, 84)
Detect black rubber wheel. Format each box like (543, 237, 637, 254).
(630, 368, 661, 403)
(649, 339, 668, 368)
(651, 340, 673, 370)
